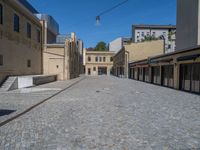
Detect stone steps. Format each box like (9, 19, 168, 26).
(0, 75, 57, 91)
(0, 77, 17, 91)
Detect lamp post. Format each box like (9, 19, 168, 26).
(160, 35, 166, 54)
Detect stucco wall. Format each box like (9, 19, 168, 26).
(43, 35, 81, 81)
(85, 51, 114, 76)
(125, 40, 164, 62)
(43, 46, 65, 80)
(113, 40, 164, 78)
(85, 51, 114, 64)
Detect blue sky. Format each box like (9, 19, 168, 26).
(28, 0, 176, 48)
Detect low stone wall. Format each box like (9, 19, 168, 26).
(33, 75, 57, 85)
(0, 75, 58, 91)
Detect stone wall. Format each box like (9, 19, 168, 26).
(0, 0, 42, 83)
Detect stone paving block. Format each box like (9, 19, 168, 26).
(0, 76, 200, 149)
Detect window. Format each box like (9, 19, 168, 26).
(27, 23, 31, 38)
(141, 32, 144, 37)
(0, 4, 3, 25)
(93, 67, 96, 71)
(37, 29, 41, 43)
(110, 57, 113, 62)
(14, 14, 20, 32)
(103, 57, 106, 62)
(27, 60, 31, 68)
(0, 55, 3, 66)
(183, 65, 190, 80)
(99, 57, 102, 62)
(193, 64, 200, 80)
(95, 56, 98, 62)
(88, 56, 91, 62)
(152, 32, 156, 37)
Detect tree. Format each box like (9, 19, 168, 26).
(95, 41, 107, 51)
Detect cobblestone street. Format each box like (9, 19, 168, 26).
(0, 76, 200, 149)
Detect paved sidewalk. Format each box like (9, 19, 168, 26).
(0, 76, 200, 149)
(0, 76, 85, 124)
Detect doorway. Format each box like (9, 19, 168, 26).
(98, 67, 107, 75)
(180, 63, 200, 93)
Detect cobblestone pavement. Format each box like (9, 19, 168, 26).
(0, 76, 200, 150)
(0, 77, 84, 123)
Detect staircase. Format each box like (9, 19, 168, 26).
(0, 77, 17, 92)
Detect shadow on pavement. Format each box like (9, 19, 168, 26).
(0, 109, 16, 117)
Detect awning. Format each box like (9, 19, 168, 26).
(149, 58, 173, 64)
(159, 58, 173, 63)
(135, 64, 149, 68)
(149, 60, 159, 64)
(177, 54, 200, 61)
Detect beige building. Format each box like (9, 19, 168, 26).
(38, 14, 81, 80)
(0, 0, 82, 86)
(113, 40, 164, 78)
(129, 46, 200, 94)
(0, 0, 42, 84)
(129, 0, 200, 94)
(85, 51, 114, 76)
(43, 33, 81, 80)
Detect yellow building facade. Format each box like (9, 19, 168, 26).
(43, 33, 81, 80)
(85, 51, 114, 76)
(113, 40, 164, 78)
(0, 0, 42, 84)
(0, 0, 82, 85)
(129, 47, 200, 94)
